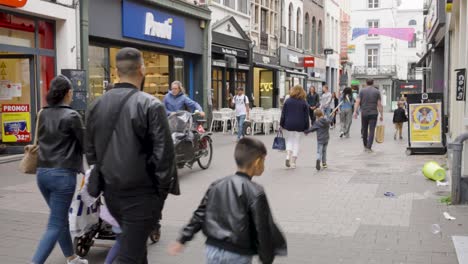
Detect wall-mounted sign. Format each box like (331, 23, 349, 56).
(1, 104, 31, 143)
(425, 0, 438, 39)
(262, 56, 270, 64)
(400, 84, 417, 89)
(279, 47, 303, 69)
(253, 53, 279, 65)
(303, 57, 315, 68)
(122, 0, 185, 48)
(212, 60, 227, 67)
(0, 0, 27, 8)
(324, 48, 334, 55)
(455, 68, 466, 101)
(212, 45, 248, 58)
(238, 64, 250, 70)
(288, 55, 299, 64)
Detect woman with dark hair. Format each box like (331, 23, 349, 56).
(31, 76, 88, 264)
(330, 92, 339, 128)
(339, 87, 354, 138)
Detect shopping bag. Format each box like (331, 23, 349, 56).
(272, 130, 286, 151)
(69, 172, 99, 237)
(375, 122, 385, 143)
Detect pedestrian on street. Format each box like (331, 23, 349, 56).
(85, 47, 178, 264)
(353, 79, 384, 152)
(330, 92, 339, 128)
(168, 137, 287, 264)
(306, 86, 320, 125)
(280, 85, 310, 169)
(31, 75, 88, 264)
(305, 109, 333, 171)
(320, 85, 332, 119)
(231, 87, 250, 141)
(393, 101, 408, 140)
(164, 80, 205, 117)
(339, 87, 354, 138)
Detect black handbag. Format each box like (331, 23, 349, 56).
(87, 89, 138, 197)
(272, 130, 286, 151)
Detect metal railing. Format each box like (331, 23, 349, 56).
(353, 65, 397, 76)
(260, 32, 269, 50)
(296, 33, 303, 49)
(280, 26, 287, 44)
(288, 30, 296, 47)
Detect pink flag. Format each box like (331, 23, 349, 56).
(368, 28, 415, 41)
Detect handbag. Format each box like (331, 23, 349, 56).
(87, 89, 138, 197)
(375, 121, 385, 144)
(272, 129, 286, 151)
(19, 109, 43, 174)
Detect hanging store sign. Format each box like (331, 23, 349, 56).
(324, 49, 334, 55)
(1, 104, 31, 143)
(303, 57, 315, 68)
(455, 68, 466, 101)
(122, 0, 185, 48)
(0, 0, 27, 8)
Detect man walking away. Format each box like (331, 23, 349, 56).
(353, 79, 383, 152)
(320, 85, 332, 118)
(231, 87, 250, 140)
(86, 47, 178, 264)
(306, 86, 320, 125)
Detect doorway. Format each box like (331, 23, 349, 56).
(0, 55, 36, 147)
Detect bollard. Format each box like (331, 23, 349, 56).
(449, 133, 468, 204)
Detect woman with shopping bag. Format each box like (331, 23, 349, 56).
(280, 85, 310, 169)
(31, 75, 88, 264)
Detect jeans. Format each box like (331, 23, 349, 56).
(317, 143, 328, 163)
(105, 192, 161, 264)
(236, 115, 246, 139)
(361, 114, 378, 149)
(340, 108, 353, 136)
(32, 168, 77, 264)
(105, 234, 121, 264)
(323, 107, 332, 118)
(205, 245, 252, 264)
(285, 130, 302, 157)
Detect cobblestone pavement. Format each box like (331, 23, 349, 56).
(0, 114, 467, 264)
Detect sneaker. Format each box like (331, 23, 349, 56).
(366, 148, 374, 153)
(67, 256, 88, 264)
(340, 132, 344, 138)
(316, 159, 321, 171)
(399, 136, 403, 140)
(291, 157, 297, 169)
(322, 163, 328, 169)
(285, 159, 290, 168)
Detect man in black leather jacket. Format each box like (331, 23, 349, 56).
(169, 138, 287, 264)
(85, 47, 177, 264)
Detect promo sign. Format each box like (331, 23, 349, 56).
(0, 0, 27, 8)
(1, 104, 31, 143)
(303, 57, 315, 68)
(455, 68, 466, 101)
(122, 0, 185, 48)
(409, 103, 442, 143)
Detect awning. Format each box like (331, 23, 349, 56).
(253, 62, 283, 70)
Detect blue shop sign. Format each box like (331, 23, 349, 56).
(122, 0, 185, 48)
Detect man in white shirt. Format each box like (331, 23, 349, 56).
(231, 87, 250, 140)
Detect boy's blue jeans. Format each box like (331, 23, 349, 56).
(317, 143, 328, 163)
(32, 168, 77, 264)
(236, 115, 246, 139)
(206, 245, 252, 264)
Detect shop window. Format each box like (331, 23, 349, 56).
(238, 0, 247, 14)
(89, 45, 109, 100)
(211, 68, 223, 110)
(0, 12, 35, 48)
(174, 57, 184, 88)
(40, 56, 55, 106)
(38, 20, 54, 50)
(236, 72, 247, 90)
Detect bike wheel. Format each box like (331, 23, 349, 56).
(197, 137, 213, 169)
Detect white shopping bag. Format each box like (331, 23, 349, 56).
(69, 171, 99, 237)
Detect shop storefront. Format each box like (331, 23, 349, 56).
(88, 0, 210, 105)
(279, 47, 307, 97)
(0, 1, 78, 154)
(252, 53, 280, 109)
(210, 16, 251, 110)
(304, 56, 326, 91)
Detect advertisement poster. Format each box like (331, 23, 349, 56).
(1, 104, 31, 143)
(409, 103, 442, 143)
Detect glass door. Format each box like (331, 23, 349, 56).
(0, 55, 35, 146)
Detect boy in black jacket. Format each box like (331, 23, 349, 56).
(305, 109, 334, 170)
(168, 138, 287, 264)
(393, 101, 408, 140)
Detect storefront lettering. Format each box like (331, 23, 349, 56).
(145, 12, 173, 40)
(260, 82, 273, 92)
(222, 48, 238, 56)
(262, 56, 270, 64)
(2, 104, 29, 112)
(288, 55, 299, 64)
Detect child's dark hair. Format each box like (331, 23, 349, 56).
(234, 137, 267, 168)
(46, 75, 72, 106)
